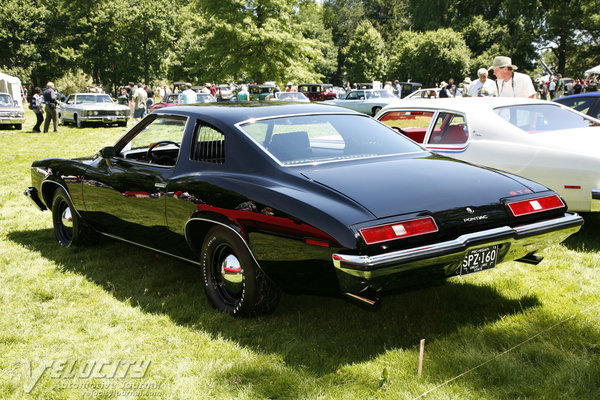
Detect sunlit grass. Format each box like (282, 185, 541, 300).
(0, 110, 598, 399)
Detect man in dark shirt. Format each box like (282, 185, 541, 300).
(43, 82, 59, 133)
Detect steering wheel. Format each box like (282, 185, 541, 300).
(146, 140, 180, 164)
(392, 126, 407, 135)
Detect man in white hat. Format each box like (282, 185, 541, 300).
(468, 68, 498, 97)
(490, 56, 535, 98)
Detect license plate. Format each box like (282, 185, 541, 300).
(460, 245, 498, 275)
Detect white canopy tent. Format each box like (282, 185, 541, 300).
(584, 65, 600, 76)
(0, 72, 23, 107)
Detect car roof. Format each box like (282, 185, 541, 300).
(153, 102, 359, 124)
(382, 97, 561, 112)
(555, 92, 600, 100)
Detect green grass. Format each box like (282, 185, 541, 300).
(1, 110, 599, 399)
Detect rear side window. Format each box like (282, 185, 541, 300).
(556, 97, 595, 115)
(428, 112, 468, 145)
(192, 122, 225, 164)
(379, 110, 434, 143)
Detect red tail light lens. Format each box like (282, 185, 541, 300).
(507, 195, 565, 217)
(360, 217, 438, 245)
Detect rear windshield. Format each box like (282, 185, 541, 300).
(239, 114, 424, 165)
(493, 104, 600, 132)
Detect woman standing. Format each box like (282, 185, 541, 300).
(31, 87, 44, 132)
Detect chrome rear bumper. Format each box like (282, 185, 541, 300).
(333, 213, 583, 292)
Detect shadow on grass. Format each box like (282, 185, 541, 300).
(562, 212, 600, 252)
(9, 228, 542, 374)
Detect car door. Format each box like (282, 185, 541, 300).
(80, 114, 189, 251)
(62, 95, 76, 122)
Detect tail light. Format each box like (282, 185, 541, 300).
(359, 216, 438, 245)
(507, 195, 565, 217)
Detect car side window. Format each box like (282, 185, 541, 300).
(428, 112, 468, 145)
(66, 96, 74, 104)
(192, 122, 225, 164)
(558, 97, 595, 114)
(378, 110, 434, 143)
(119, 116, 187, 165)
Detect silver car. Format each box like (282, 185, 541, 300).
(0, 93, 25, 130)
(59, 93, 130, 128)
(323, 89, 400, 116)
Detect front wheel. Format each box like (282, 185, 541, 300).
(75, 115, 84, 128)
(201, 226, 281, 316)
(51, 188, 96, 247)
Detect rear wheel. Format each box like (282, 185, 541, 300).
(200, 226, 281, 316)
(51, 188, 96, 247)
(372, 106, 382, 116)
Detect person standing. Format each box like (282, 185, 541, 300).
(131, 82, 148, 123)
(439, 78, 456, 98)
(394, 80, 402, 98)
(490, 56, 536, 98)
(42, 82, 59, 132)
(467, 68, 497, 97)
(182, 82, 196, 104)
(548, 78, 556, 99)
(31, 87, 44, 132)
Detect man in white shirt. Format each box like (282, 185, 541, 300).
(182, 82, 196, 104)
(490, 56, 536, 98)
(467, 68, 497, 97)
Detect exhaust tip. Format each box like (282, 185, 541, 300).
(343, 288, 382, 309)
(516, 252, 544, 265)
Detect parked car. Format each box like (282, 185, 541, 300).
(404, 88, 443, 99)
(216, 85, 233, 100)
(399, 82, 423, 98)
(248, 83, 278, 101)
(554, 92, 600, 120)
(298, 84, 337, 101)
(0, 92, 25, 129)
(268, 91, 310, 102)
(24, 103, 582, 316)
(150, 92, 216, 112)
(376, 97, 600, 212)
(59, 93, 129, 128)
(323, 89, 401, 115)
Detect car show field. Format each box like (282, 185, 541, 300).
(1, 109, 599, 399)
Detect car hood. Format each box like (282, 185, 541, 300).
(530, 127, 600, 157)
(65, 103, 129, 111)
(300, 154, 540, 220)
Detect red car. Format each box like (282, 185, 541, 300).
(298, 84, 337, 101)
(150, 92, 216, 112)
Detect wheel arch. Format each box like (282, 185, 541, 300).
(40, 179, 81, 216)
(185, 212, 252, 259)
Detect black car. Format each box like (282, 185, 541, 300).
(25, 103, 583, 316)
(553, 92, 600, 120)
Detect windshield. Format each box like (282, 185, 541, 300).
(0, 94, 14, 106)
(494, 104, 600, 132)
(240, 114, 423, 165)
(77, 94, 114, 104)
(276, 92, 308, 101)
(366, 90, 395, 100)
(196, 94, 216, 103)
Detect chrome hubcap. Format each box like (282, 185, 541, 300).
(61, 206, 73, 228)
(220, 254, 243, 294)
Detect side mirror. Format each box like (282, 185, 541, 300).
(99, 146, 116, 158)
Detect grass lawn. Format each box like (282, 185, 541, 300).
(1, 110, 599, 399)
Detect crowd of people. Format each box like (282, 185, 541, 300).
(19, 55, 600, 133)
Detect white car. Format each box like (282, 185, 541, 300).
(376, 97, 600, 212)
(59, 93, 130, 127)
(323, 89, 401, 116)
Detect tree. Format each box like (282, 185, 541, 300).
(388, 28, 471, 86)
(191, 0, 325, 84)
(343, 21, 387, 83)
